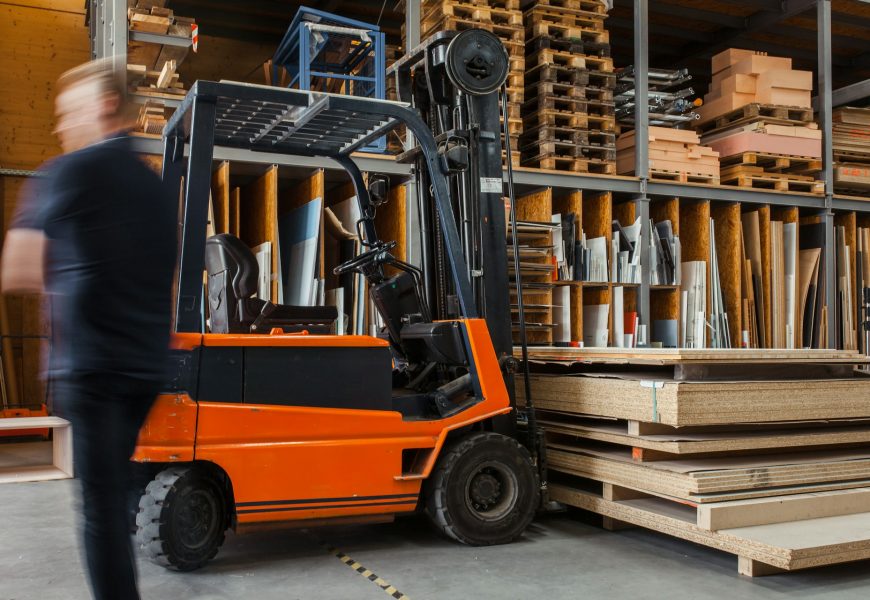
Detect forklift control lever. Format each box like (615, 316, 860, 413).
(333, 240, 397, 276)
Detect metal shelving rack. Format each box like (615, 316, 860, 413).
(91, 0, 867, 349)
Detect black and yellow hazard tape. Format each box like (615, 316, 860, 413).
(325, 544, 411, 600)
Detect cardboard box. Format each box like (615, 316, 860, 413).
(711, 48, 757, 75)
(755, 87, 812, 107)
(716, 73, 758, 95)
(756, 69, 813, 92)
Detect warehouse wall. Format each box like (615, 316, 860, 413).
(0, 1, 87, 408)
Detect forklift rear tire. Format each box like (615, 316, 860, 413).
(424, 432, 538, 545)
(136, 466, 228, 571)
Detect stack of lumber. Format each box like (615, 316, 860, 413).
(127, 1, 196, 137)
(832, 107, 870, 193)
(696, 49, 823, 194)
(616, 126, 719, 184)
(518, 347, 870, 576)
(411, 0, 524, 167)
(520, 0, 616, 173)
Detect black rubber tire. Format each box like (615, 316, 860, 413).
(136, 466, 228, 571)
(424, 432, 539, 546)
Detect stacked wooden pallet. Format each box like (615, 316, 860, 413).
(518, 347, 870, 575)
(697, 49, 823, 194)
(520, 0, 616, 173)
(832, 107, 870, 193)
(127, 1, 195, 137)
(616, 126, 720, 184)
(415, 0, 524, 166)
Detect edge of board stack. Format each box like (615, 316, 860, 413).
(519, 348, 870, 576)
(519, 0, 616, 174)
(413, 0, 525, 167)
(697, 49, 823, 195)
(832, 107, 870, 194)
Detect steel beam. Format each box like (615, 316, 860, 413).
(634, 0, 650, 336)
(813, 78, 870, 110)
(818, 0, 837, 350)
(404, 0, 422, 268)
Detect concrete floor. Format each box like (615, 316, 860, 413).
(2, 477, 870, 600)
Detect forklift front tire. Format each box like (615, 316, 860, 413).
(425, 432, 539, 546)
(136, 466, 228, 571)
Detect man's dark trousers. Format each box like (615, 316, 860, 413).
(56, 373, 159, 600)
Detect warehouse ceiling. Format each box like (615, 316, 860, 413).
(165, 0, 870, 93)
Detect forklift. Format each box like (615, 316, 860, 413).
(134, 29, 544, 571)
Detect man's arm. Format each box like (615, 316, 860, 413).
(1, 229, 46, 294)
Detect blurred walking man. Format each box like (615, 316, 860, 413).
(1, 60, 177, 599)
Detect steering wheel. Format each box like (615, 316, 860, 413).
(333, 241, 397, 276)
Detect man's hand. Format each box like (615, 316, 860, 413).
(1, 229, 46, 294)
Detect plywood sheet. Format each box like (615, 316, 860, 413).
(211, 161, 230, 234)
(520, 373, 870, 426)
(240, 165, 279, 301)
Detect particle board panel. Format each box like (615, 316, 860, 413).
(547, 444, 870, 498)
(711, 202, 742, 348)
(516, 188, 552, 222)
(520, 373, 870, 426)
(549, 484, 870, 574)
(211, 161, 231, 235)
(835, 211, 859, 329)
(540, 416, 870, 457)
(582, 191, 612, 242)
(230, 187, 241, 237)
(375, 184, 407, 264)
(240, 165, 279, 302)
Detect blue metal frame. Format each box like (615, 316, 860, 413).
(272, 7, 386, 152)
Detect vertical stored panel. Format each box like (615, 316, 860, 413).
(834, 211, 858, 332)
(583, 286, 612, 347)
(758, 205, 772, 348)
(240, 165, 279, 302)
(680, 199, 711, 345)
(516, 188, 553, 222)
(711, 202, 742, 348)
(515, 189, 554, 345)
(376, 183, 408, 263)
(650, 197, 680, 345)
(211, 161, 230, 234)
(279, 169, 326, 280)
(774, 206, 801, 347)
(230, 186, 241, 237)
(553, 191, 582, 343)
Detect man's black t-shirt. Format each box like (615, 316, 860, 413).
(13, 135, 177, 382)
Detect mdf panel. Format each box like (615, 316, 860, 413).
(0, 3, 89, 170)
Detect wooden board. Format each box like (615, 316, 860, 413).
(211, 161, 230, 234)
(548, 444, 870, 498)
(521, 346, 867, 364)
(550, 484, 870, 574)
(539, 414, 870, 457)
(520, 373, 870, 426)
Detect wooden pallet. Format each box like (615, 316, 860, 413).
(521, 152, 616, 173)
(720, 151, 822, 176)
(527, 21, 610, 45)
(525, 63, 587, 86)
(834, 150, 870, 165)
(527, 47, 613, 73)
(834, 162, 870, 192)
(421, 16, 524, 43)
(525, 5, 608, 30)
(525, 80, 587, 102)
(523, 108, 589, 129)
(720, 166, 824, 194)
(698, 103, 815, 135)
(551, 482, 870, 577)
(522, 94, 587, 114)
(521, 137, 615, 160)
(526, 34, 611, 61)
(649, 169, 720, 185)
(522, 0, 609, 15)
(421, 1, 523, 28)
(521, 124, 615, 146)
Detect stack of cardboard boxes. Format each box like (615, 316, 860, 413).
(696, 49, 822, 194)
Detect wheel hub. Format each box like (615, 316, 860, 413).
(177, 490, 218, 550)
(469, 471, 502, 509)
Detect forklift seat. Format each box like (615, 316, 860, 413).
(205, 234, 337, 334)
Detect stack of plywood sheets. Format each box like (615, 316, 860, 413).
(694, 49, 823, 194)
(616, 126, 719, 184)
(832, 107, 870, 193)
(518, 347, 870, 575)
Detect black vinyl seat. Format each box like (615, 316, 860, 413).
(204, 233, 337, 334)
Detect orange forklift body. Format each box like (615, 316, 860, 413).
(133, 319, 513, 527)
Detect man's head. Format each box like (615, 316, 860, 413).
(54, 59, 130, 153)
